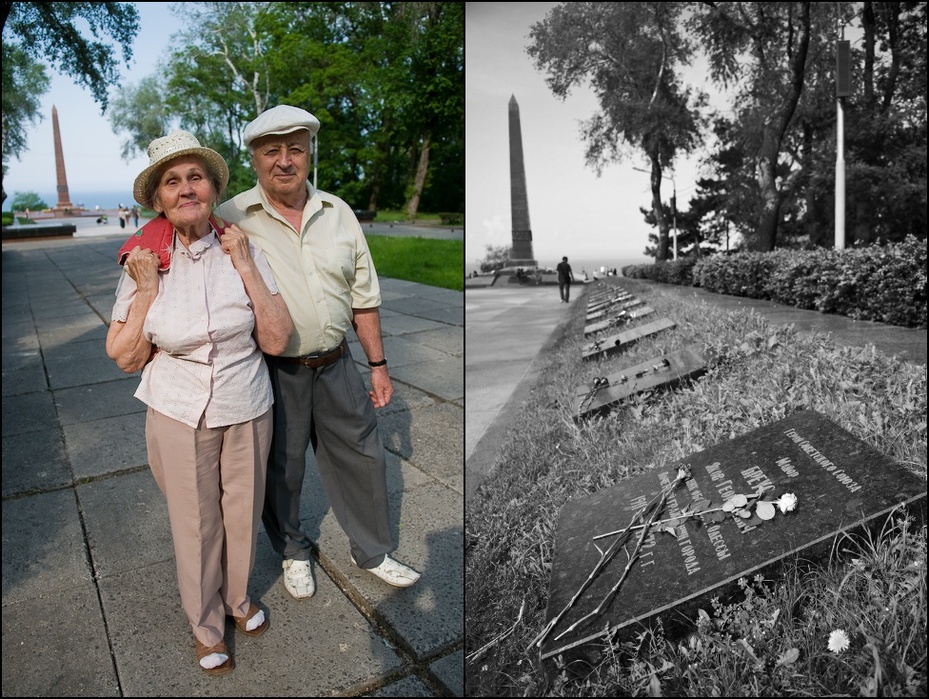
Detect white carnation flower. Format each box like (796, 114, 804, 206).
(778, 493, 798, 513)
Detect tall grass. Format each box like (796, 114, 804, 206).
(465, 277, 927, 697)
(365, 235, 463, 291)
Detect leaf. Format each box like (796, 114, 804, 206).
(693, 499, 712, 513)
(723, 494, 747, 511)
(648, 672, 663, 697)
(698, 608, 711, 623)
(756, 501, 776, 520)
(707, 510, 727, 523)
(776, 648, 800, 666)
(660, 526, 679, 538)
(736, 508, 752, 519)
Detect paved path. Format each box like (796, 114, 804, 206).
(465, 277, 926, 502)
(464, 284, 574, 500)
(2, 230, 463, 696)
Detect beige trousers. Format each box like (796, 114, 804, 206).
(146, 407, 271, 647)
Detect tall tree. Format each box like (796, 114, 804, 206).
(396, 2, 464, 220)
(1, 1, 139, 200)
(107, 76, 171, 161)
(527, 2, 705, 261)
(846, 1, 927, 243)
(1, 43, 50, 173)
(691, 2, 812, 251)
(1, 2, 139, 110)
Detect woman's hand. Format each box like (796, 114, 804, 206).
(220, 225, 257, 276)
(123, 245, 160, 295)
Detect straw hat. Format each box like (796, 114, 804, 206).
(133, 130, 229, 208)
(243, 105, 320, 147)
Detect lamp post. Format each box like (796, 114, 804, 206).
(634, 167, 677, 260)
(835, 30, 851, 249)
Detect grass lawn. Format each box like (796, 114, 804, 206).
(466, 277, 927, 697)
(365, 235, 463, 292)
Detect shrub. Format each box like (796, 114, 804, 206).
(690, 237, 926, 328)
(439, 212, 464, 226)
(621, 258, 699, 286)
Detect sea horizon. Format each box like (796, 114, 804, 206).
(466, 255, 653, 277)
(8, 190, 137, 212)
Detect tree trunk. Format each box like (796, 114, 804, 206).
(405, 130, 431, 221)
(754, 157, 781, 252)
(854, 201, 874, 245)
(649, 151, 670, 261)
(750, 2, 810, 251)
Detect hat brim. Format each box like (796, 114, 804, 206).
(245, 124, 319, 147)
(133, 147, 229, 209)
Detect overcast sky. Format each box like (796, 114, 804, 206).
(465, 2, 730, 268)
(4, 4, 183, 204)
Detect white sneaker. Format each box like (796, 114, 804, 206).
(352, 555, 421, 588)
(282, 559, 315, 599)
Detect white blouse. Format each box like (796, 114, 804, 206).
(112, 230, 279, 428)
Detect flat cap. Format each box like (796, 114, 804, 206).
(243, 105, 321, 146)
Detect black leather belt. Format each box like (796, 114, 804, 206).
(271, 339, 346, 369)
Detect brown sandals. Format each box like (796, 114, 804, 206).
(193, 602, 267, 674)
(232, 601, 269, 637)
(195, 638, 234, 676)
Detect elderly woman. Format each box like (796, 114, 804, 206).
(106, 130, 293, 676)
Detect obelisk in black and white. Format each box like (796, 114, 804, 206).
(507, 95, 537, 268)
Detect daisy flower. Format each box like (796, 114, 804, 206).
(827, 629, 850, 654)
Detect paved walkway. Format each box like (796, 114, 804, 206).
(465, 277, 927, 502)
(2, 227, 463, 696)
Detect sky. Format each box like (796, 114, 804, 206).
(4, 3, 185, 207)
(465, 2, 731, 270)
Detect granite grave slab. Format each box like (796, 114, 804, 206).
(586, 298, 645, 324)
(584, 305, 656, 337)
(582, 317, 676, 362)
(586, 292, 633, 314)
(540, 410, 926, 660)
(574, 344, 707, 419)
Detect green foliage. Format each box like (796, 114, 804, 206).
(528, 2, 705, 262)
(477, 244, 512, 273)
(364, 235, 462, 291)
(1, 43, 50, 172)
(691, 237, 927, 327)
(10, 191, 48, 212)
(439, 212, 463, 226)
(107, 76, 171, 162)
(127, 3, 462, 216)
(2, 2, 140, 110)
(623, 258, 699, 286)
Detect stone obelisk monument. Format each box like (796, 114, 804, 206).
(51, 105, 75, 215)
(507, 95, 537, 268)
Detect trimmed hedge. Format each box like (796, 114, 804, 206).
(622, 257, 699, 286)
(622, 236, 927, 328)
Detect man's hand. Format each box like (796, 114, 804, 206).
(368, 365, 393, 408)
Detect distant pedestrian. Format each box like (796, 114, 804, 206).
(556, 256, 574, 303)
(131, 205, 140, 228)
(117, 204, 127, 229)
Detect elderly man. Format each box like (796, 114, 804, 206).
(217, 105, 420, 597)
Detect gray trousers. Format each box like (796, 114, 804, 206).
(263, 349, 394, 568)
